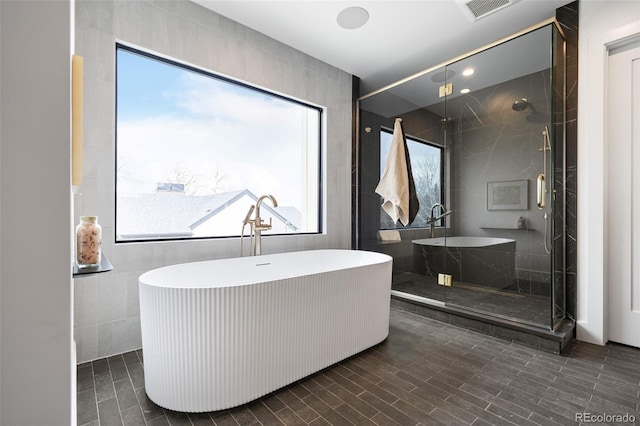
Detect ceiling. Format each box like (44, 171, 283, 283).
(192, 0, 573, 96)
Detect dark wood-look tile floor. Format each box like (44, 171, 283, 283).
(77, 308, 640, 426)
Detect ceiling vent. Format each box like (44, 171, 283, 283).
(457, 0, 520, 21)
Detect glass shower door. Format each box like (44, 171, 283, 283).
(357, 21, 567, 330)
(440, 25, 563, 329)
(358, 66, 449, 305)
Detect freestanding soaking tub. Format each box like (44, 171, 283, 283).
(139, 249, 392, 412)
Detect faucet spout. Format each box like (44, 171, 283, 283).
(428, 203, 451, 238)
(255, 194, 278, 222)
(246, 194, 278, 256)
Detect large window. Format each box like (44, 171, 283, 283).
(379, 129, 443, 229)
(115, 45, 322, 242)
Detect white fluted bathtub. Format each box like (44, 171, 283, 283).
(139, 249, 392, 412)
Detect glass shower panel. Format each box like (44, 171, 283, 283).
(358, 66, 448, 304)
(441, 26, 557, 329)
(356, 20, 567, 332)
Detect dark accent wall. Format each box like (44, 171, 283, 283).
(445, 68, 555, 296)
(352, 75, 361, 249)
(557, 1, 579, 321)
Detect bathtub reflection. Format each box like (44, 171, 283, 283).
(412, 237, 516, 289)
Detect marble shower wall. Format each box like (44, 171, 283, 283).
(556, 1, 578, 322)
(447, 69, 555, 296)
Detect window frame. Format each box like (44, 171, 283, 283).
(114, 43, 324, 243)
(378, 127, 445, 230)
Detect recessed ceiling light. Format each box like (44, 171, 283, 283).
(337, 6, 369, 30)
(462, 68, 475, 77)
(460, 88, 471, 94)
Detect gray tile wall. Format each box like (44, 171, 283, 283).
(74, 0, 353, 363)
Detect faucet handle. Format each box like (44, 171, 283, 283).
(256, 217, 273, 230)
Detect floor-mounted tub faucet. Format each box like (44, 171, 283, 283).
(240, 194, 278, 256)
(427, 203, 452, 238)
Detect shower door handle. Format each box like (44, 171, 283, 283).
(537, 174, 545, 209)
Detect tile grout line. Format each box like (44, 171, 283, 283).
(110, 359, 126, 426)
(90, 362, 99, 426)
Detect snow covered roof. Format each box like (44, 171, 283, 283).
(116, 189, 300, 240)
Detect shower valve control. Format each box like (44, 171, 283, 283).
(438, 273, 452, 287)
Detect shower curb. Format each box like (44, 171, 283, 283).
(391, 296, 575, 355)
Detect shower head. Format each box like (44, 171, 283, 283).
(512, 98, 529, 111)
(512, 98, 548, 122)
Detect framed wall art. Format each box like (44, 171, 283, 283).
(487, 179, 528, 210)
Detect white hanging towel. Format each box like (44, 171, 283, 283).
(375, 118, 418, 226)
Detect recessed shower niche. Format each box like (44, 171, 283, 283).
(356, 19, 572, 352)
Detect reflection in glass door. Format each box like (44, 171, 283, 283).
(356, 20, 566, 331)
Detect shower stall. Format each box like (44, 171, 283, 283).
(356, 19, 569, 345)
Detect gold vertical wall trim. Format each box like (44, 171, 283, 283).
(72, 55, 83, 186)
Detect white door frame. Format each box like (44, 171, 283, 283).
(577, 19, 640, 345)
(606, 42, 640, 347)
